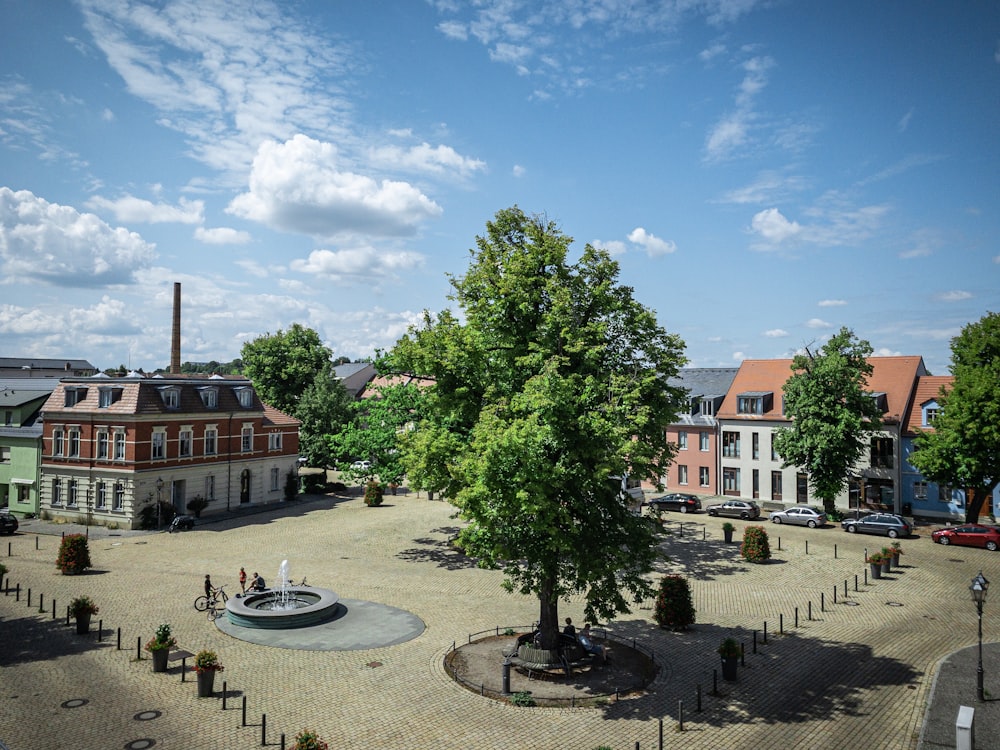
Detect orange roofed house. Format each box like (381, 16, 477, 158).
(715, 357, 927, 513)
(38, 373, 300, 529)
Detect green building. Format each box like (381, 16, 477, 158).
(1, 380, 59, 517)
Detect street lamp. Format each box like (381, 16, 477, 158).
(155, 477, 164, 530)
(970, 570, 990, 702)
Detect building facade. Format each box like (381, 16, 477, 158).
(0, 379, 60, 516)
(38, 374, 300, 529)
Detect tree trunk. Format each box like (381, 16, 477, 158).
(535, 575, 560, 650)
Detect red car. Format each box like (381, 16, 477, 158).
(931, 524, 1000, 551)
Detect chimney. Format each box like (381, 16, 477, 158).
(170, 282, 181, 374)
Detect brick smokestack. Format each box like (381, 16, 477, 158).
(170, 282, 181, 374)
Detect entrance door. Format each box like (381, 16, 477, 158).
(796, 473, 808, 503)
(240, 469, 251, 504)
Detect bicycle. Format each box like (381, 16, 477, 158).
(206, 585, 229, 621)
(194, 585, 229, 613)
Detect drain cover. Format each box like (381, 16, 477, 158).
(61, 699, 88, 709)
(134, 710, 161, 721)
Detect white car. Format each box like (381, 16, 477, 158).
(350, 460, 372, 472)
(769, 506, 827, 528)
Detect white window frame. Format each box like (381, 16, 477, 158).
(268, 432, 283, 451)
(270, 467, 280, 491)
(53, 428, 64, 457)
(113, 482, 125, 511)
(678, 431, 688, 450)
(68, 428, 80, 458)
(179, 427, 193, 457)
(241, 425, 253, 452)
(700, 466, 710, 487)
(95, 481, 107, 509)
(96, 431, 109, 459)
(204, 427, 218, 456)
(152, 430, 166, 460)
(699, 432, 710, 452)
(205, 475, 215, 501)
(67, 479, 78, 507)
(114, 430, 126, 461)
(678, 465, 688, 485)
(52, 478, 62, 506)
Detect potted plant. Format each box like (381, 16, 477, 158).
(654, 574, 696, 630)
(364, 480, 384, 507)
(185, 495, 209, 518)
(292, 729, 330, 750)
(56, 533, 92, 575)
(193, 649, 224, 697)
(718, 637, 740, 681)
(69, 595, 99, 634)
(879, 547, 893, 575)
(145, 624, 177, 673)
(890, 541, 903, 569)
(867, 552, 883, 580)
(721, 522, 736, 544)
(740, 525, 771, 563)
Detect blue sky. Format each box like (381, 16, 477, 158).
(1, 1, 997, 375)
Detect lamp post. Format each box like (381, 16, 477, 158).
(970, 571, 990, 702)
(155, 477, 164, 531)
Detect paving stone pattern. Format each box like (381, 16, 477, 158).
(0, 493, 998, 749)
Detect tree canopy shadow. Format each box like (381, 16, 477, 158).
(0, 611, 111, 667)
(397, 527, 477, 570)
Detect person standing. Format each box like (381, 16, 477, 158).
(204, 574, 215, 598)
(239, 567, 247, 594)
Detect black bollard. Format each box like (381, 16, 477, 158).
(223, 681, 227, 710)
(137, 637, 142, 660)
(763, 621, 768, 644)
(821, 593, 825, 612)
(280, 734, 285, 750)
(780, 613, 784, 634)
(117, 627, 121, 650)
(261, 714, 266, 747)
(777, 536, 781, 551)
(52, 599, 57, 619)
(808, 601, 812, 621)
(835, 543, 838, 559)
(97, 620, 102, 642)
(795, 607, 798, 628)
(15, 583, 19, 601)
(181, 658, 186, 682)
(678, 699, 684, 732)
(27, 588, 31, 607)
(36, 535, 39, 550)
(501, 658, 511, 694)
(864, 569, 868, 586)
(833, 586, 837, 604)
(855, 574, 859, 592)
(805, 540, 809, 555)
(242, 696, 247, 727)
(38, 592, 43, 611)
(659, 718, 664, 749)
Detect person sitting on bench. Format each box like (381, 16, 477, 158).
(577, 623, 607, 662)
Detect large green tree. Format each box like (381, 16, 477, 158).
(240, 324, 332, 415)
(296, 370, 353, 468)
(387, 207, 688, 649)
(910, 312, 1000, 523)
(772, 327, 884, 514)
(328, 382, 426, 487)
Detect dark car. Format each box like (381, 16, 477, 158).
(168, 515, 195, 532)
(707, 500, 761, 520)
(646, 493, 702, 514)
(931, 524, 1000, 551)
(841, 513, 911, 539)
(0, 512, 18, 535)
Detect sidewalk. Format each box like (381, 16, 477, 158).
(918, 642, 1000, 749)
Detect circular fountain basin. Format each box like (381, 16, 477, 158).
(226, 587, 340, 629)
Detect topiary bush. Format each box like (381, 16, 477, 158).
(364, 480, 384, 507)
(741, 525, 771, 563)
(292, 730, 329, 750)
(653, 574, 696, 630)
(56, 533, 92, 574)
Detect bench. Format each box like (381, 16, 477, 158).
(506, 635, 597, 678)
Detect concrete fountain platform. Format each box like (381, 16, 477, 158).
(214, 597, 425, 651)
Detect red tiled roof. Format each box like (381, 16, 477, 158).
(718, 356, 927, 424)
(902, 375, 952, 435)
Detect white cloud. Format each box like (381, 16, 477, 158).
(368, 142, 486, 178)
(720, 171, 807, 205)
(872, 347, 903, 357)
(86, 194, 204, 224)
(732, 351, 745, 361)
(627, 227, 677, 256)
(764, 329, 788, 338)
(437, 20, 468, 40)
(699, 42, 726, 63)
(227, 135, 442, 239)
(289, 246, 425, 282)
(195, 226, 252, 245)
(806, 318, 832, 329)
(936, 290, 972, 302)
(704, 55, 773, 162)
(592, 239, 626, 256)
(818, 299, 847, 307)
(0, 187, 155, 287)
(512, 164, 526, 178)
(749, 207, 801, 243)
(897, 107, 913, 132)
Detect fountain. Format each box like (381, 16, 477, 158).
(225, 559, 340, 629)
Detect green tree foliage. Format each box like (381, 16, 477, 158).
(653, 575, 695, 630)
(328, 383, 425, 486)
(910, 312, 1000, 523)
(387, 207, 688, 649)
(772, 328, 883, 513)
(296, 371, 353, 468)
(56, 533, 92, 575)
(240, 324, 332, 415)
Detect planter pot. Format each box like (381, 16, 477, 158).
(75, 613, 91, 634)
(890, 554, 900, 569)
(151, 648, 169, 673)
(196, 669, 216, 698)
(723, 529, 734, 544)
(881, 559, 892, 575)
(869, 563, 882, 580)
(720, 656, 739, 681)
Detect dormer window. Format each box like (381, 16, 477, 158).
(98, 387, 123, 408)
(233, 386, 254, 409)
(737, 392, 772, 415)
(869, 392, 888, 413)
(689, 397, 701, 415)
(197, 386, 219, 409)
(157, 386, 181, 409)
(700, 398, 715, 417)
(922, 400, 940, 427)
(64, 387, 87, 407)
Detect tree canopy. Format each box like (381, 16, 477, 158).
(772, 327, 883, 513)
(910, 312, 1000, 523)
(387, 206, 688, 648)
(240, 324, 332, 415)
(296, 370, 353, 468)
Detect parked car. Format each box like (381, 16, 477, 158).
(645, 493, 702, 514)
(931, 524, 1000, 551)
(0, 512, 18, 535)
(769, 506, 827, 528)
(168, 515, 195, 532)
(349, 460, 372, 472)
(706, 500, 761, 520)
(841, 513, 911, 539)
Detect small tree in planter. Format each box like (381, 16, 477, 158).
(186, 495, 209, 518)
(69, 595, 99, 634)
(56, 533, 92, 575)
(718, 637, 741, 681)
(653, 574, 696, 630)
(145, 623, 177, 672)
(740, 525, 771, 563)
(364, 480, 384, 507)
(721, 522, 736, 543)
(292, 729, 330, 750)
(193, 649, 224, 697)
